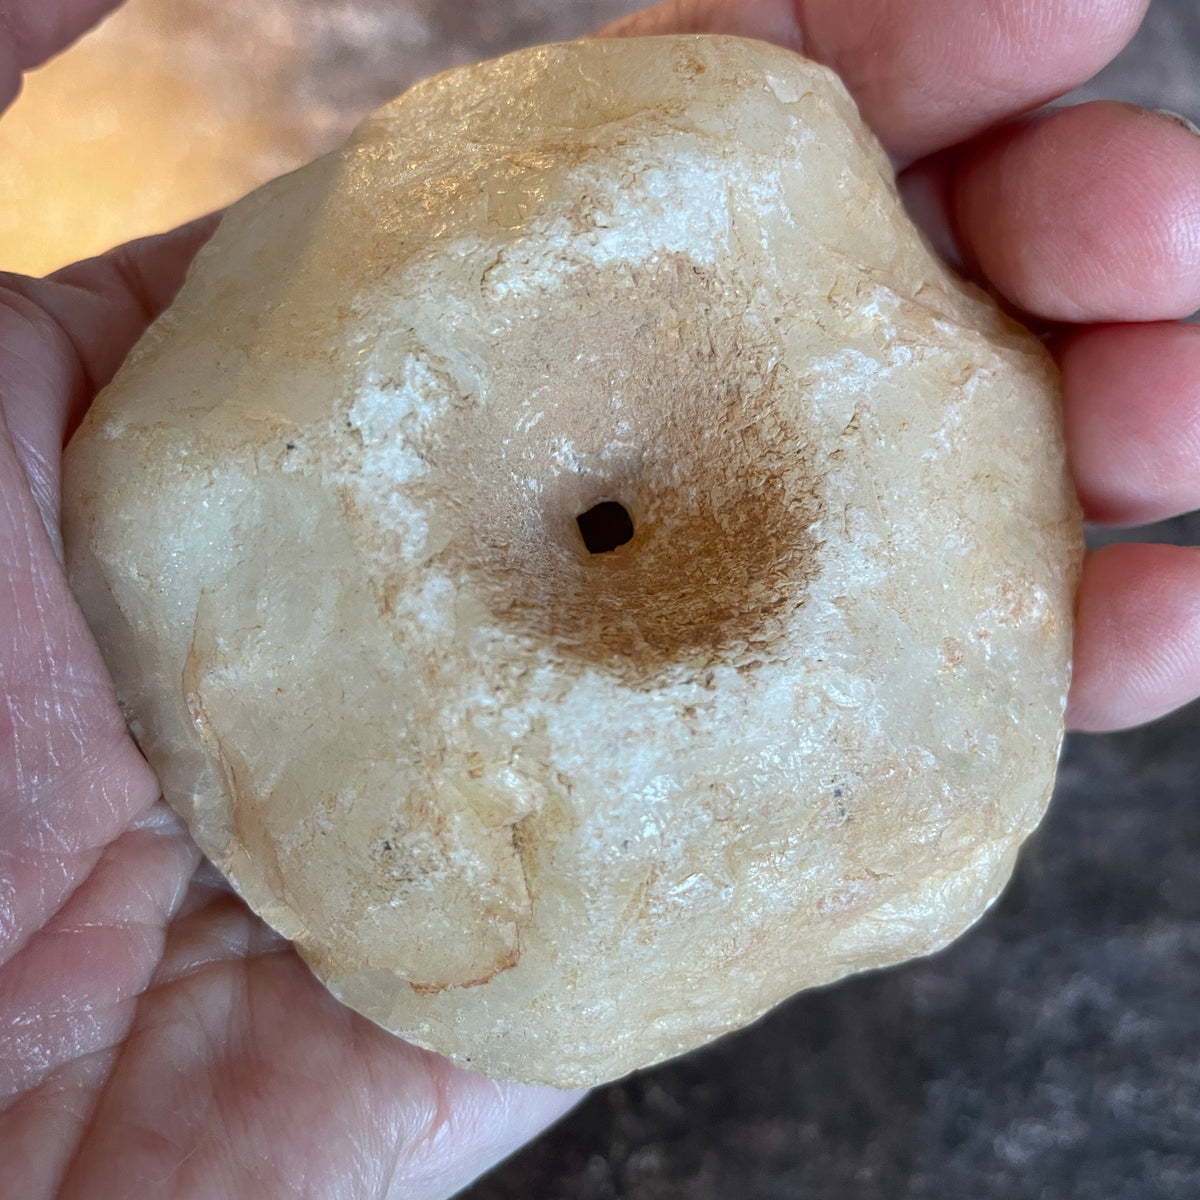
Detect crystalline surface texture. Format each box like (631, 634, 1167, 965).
(62, 35, 1084, 1087)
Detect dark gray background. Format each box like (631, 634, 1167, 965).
(432, 2, 1200, 1198)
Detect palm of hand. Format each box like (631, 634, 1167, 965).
(0, 243, 566, 1196)
(4, 1, 1200, 1197)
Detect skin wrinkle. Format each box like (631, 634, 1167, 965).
(0, 874, 18, 950)
(0, 282, 85, 522)
(1108, 132, 1200, 311)
(17, 444, 62, 564)
(366, 1104, 407, 1200)
(41, 910, 177, 945)
(3, 616, 68, 795)
(2, 507, 50, 676)
(3, 716, 134, 834)
(390, 1069, 529, 1200)
(1125, 577, 1200, 702)
(147, 971, 290, 1198)
(1130, 409, 1200, 514)
(0, 751, 162, 973)
(49, 1040, 135, 1200)
(951, 103, 1200, 322)
(1, 690, 29, 799)
(1161, 186, 1200, 286)
(0, 837, 193, 1105)
(984, 0, 1117, 91)
(1069, 544, 1200, 730)
(125, 800, 191, 836)
(3, 1012, 115, 1102)
(2, 1020, 110, 1118)
(1120, 437, 1178, 514)
(141, 895, 282, 989)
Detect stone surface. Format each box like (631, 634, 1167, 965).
(461, 8, 1200, 1192)
(465, 692, 1200, 1199)
(62, 35, 1081, 1087)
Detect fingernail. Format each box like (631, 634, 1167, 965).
(1153, 108, 1200, 138)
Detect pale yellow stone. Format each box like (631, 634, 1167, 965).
(62, 36, 1083, 1087)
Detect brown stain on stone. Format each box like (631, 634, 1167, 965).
(183, 623, 291, 905)
(409, 941, 521, 996)
(438, 252, 824, 687)
(317, 243, 826, 990)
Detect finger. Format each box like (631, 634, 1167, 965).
(951, 103, 1200, 323)
(0, 411, 162, 968)
(0, 0, 122, 109)
(1059, 323, 1200, 527)
(597, 0, 806, 47)
(0, 214, 217, 527)
(42, 213, 218, 416)
(598, 0, 1149, 165)
(1067, 543, 1200, 732)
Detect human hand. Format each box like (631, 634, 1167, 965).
(2, 1, 1197, 1198)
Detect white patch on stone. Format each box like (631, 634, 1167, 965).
(482, 146, 741, 299)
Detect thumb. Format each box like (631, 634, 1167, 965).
(0, 0, 125, 109)
(0, 213, 219, 531)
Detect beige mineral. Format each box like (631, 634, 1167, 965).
(62, 35, 1083, 1087)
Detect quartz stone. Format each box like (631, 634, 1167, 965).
(62, 35, 1084, 1087)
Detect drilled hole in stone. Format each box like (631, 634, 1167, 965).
(576, 501, 634, 555)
